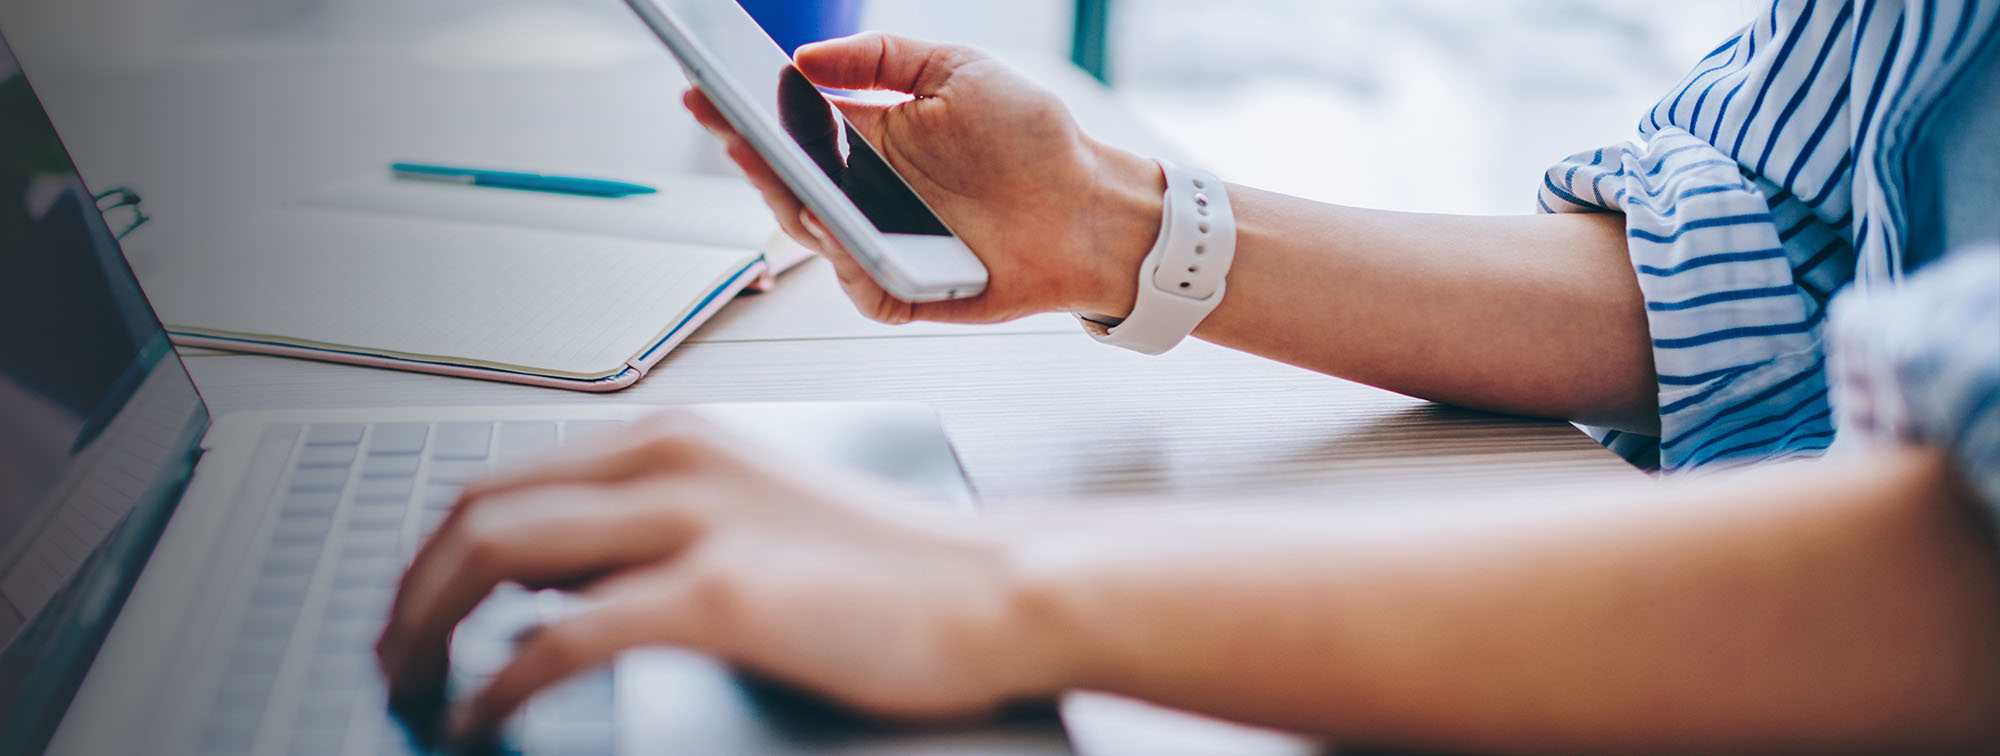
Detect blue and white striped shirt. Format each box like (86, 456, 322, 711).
(1829, 248, 2000, 504)
(1538, 0, 2000, 501)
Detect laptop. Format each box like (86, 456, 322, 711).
(0, 34, 1069, 755)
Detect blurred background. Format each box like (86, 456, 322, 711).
(0, 0, 1762, 269)
(866, 0, 1754, 214)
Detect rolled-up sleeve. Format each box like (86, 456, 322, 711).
(1539, 129, 1847, 472)
(1526, 0, 1970, 472)
(1828, 247, 2000, 507)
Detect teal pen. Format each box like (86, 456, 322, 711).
(390, 162, 658, 198)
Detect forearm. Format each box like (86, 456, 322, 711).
(1215, 188, 1656, 430)
(1004, 447, 2000, 753)
(1081, 151, 1656, 430)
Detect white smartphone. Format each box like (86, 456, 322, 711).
(624, 0, 989, 302)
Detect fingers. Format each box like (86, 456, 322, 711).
(680, 87, 732, 135)
(798, 210, 865, 287)
(683, 84, 918, 324)
(683, 88, 816, 246)
(799, 210, 918, 325)
(376, 483, 700, 701)
(794, 33, 981, 97)
(450, 581, 679, 739)
(727, 139, 811, 244)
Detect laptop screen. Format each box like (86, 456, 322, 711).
(0, 32, 210, 751)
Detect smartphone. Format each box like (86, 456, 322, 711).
(624, 0, 989, 302)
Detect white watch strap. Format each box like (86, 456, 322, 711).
(1077, 159, 1237, 355)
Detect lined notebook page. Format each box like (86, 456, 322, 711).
(143, 209, 759, 379)
(296, 173, 783, 251)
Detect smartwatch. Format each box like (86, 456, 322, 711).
(1076, 159, 1237, 355)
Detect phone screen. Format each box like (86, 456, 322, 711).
(666, 0, 951, 236)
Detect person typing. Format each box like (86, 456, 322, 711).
(378, 3, 2000, 752)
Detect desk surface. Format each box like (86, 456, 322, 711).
(184, 258, 1641, 511)
(182, 260, 1641, 756)
(35, 14, 1643, 754)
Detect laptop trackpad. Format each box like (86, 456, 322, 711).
(615, 649, 1071, 755)
(394, 626, 1071, 755)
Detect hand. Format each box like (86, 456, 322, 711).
(373, 412, 1062, 741)
(683, 33, 1166, 324)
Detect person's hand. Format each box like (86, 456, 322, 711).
(373, 412, 1063, 741)
(684, 33, 1166, 325)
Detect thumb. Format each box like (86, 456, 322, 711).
(794, 32, 981, 97)
(820, 95, 893, 148)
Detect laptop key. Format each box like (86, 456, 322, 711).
(271, 517, 331, 546)
(355, 477, 415, 502)
(272, 550, 331, 582)
(251, 571, 311, 601)
(423, 481, 462, 507)
(305, 424, 366, 446)
(289, 467, 351, 492)
(239, 602, 302, 634)
(318, 615, 382, 646)
(361, 455, 421, 479)
(227, 636, 289, 668)
(348, 505, 407, 533)
(277, 501, 333, 524)
(325, 587, 392, 620)
(335, 556, 402, 585)
(340, 529, 400, 557)
(240, 602, 303, 636)
(497, 421, 558, 465)
(368, 423, 430, 456)
(284, 491, 341, 515)
(426, 460, 488, 485)
(297, 445, 358, 469)
(244, 600, 307, 634)
(434, 423, 494, 460)
(261, 552, 320, 578)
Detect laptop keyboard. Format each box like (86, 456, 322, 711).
(198, 420, 621, 756)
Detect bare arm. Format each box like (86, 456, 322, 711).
(1190, 187, 1653, 430)
(1016, 445, 2000, 753)
(380, 416, 2000, 753)
(684, 35, 1658, 430)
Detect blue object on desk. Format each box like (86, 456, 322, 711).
(390, 163, 658, 198)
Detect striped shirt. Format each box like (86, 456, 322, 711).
(1537, 0, 2000, 496)
(1828, 248, 2000, 504)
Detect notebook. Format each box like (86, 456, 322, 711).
(141, 173, 814, 391)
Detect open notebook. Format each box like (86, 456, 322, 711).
(142, 174, 813, 391)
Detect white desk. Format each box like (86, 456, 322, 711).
(178, 266, 1642, 756)
(19, 8, 1644, 752)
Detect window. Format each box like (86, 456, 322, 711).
(870, 0, 1752, 214)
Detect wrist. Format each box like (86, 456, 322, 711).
(1071, 141, 1166, 318)
(986, 524, 1119, 699)
(912, 520, 1088, 704)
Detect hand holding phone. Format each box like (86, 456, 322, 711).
(625, 0, 987, 303)
(630, 0, 1170, 324)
